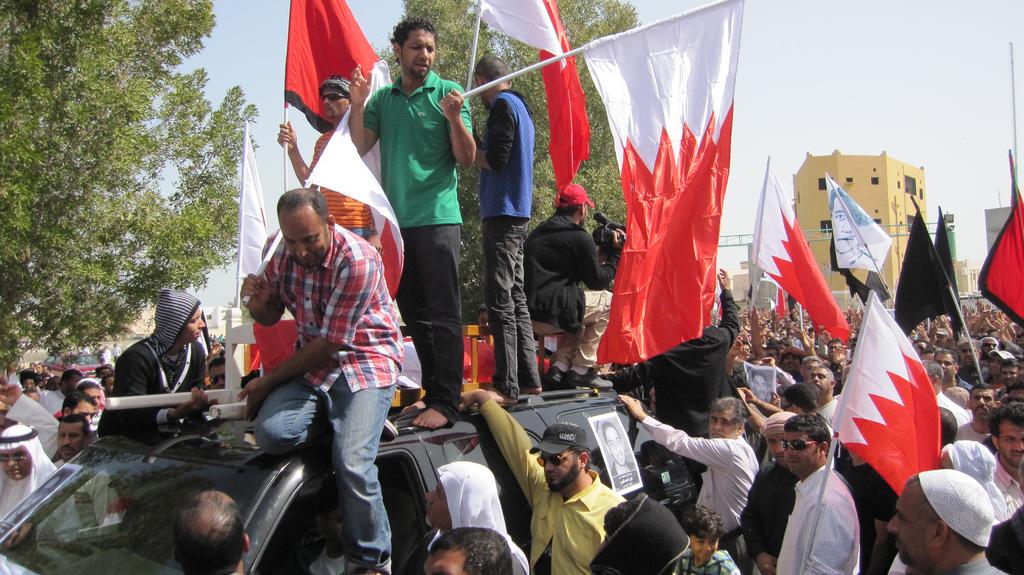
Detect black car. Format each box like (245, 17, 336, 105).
(0, 389, 696, 574)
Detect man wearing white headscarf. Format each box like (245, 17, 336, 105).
(941, 440, 1010, 521)
(0, 424, 57, 518)
(422, 461, 529, 575)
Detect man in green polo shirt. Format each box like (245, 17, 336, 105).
(349, 16, 475, 430)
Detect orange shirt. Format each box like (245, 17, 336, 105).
(311, 131, 374, 231)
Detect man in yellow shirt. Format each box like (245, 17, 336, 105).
(461, 389, 624, 575)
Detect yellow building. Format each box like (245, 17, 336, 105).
(793, 150, 927, 295)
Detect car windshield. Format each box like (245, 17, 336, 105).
(0, 443, 271, 574)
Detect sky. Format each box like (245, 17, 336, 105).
(187, 0, 1024, 307)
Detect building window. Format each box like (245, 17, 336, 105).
(871, 176, 879, 185)
(897, 180, 901, 189)
(874, 219, 882, 225)
(905, 175, 917, 196)
(818, 178, 826, 190)
(846, 177, 854, 184)
(820, 220, 833, 233)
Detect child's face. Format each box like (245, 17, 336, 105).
(689, 536, 719, 566)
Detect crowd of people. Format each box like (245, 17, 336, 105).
(3, 13, 1024, 575)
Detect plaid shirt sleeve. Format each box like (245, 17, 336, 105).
(320, 255, 380, 346)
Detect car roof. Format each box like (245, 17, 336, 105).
(91, 388, 622, 469)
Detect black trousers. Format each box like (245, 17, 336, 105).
(396, 224, 462, 422)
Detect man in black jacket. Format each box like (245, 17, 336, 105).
(524, 184, 623, 389)
(607, 270, 740, 437)
(100, 289, 212, 440)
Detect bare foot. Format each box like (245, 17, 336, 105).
(411, 406, 450, 429)
(400, 400, 426, 416)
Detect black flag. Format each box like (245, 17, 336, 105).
(934, 208, 961, 303)
(894, 206, 962, 335)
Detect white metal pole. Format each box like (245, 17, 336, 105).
(282, 103, 290, 191)
(1012, 43, 1019, 175)
(466, 1, 483, 89)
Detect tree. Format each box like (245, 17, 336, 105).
(0, 0, 257, 366)
(392, 0, 638, 322)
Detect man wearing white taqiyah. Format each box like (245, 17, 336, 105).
(423, 461, 529, 575)
(0, 424, 57, 518)
(887, 469, 1003, 574)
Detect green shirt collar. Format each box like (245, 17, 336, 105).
(389, 70, 441, 96)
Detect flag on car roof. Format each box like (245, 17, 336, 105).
(584, 0, 744, 363)
(237, 122, 267, 287)
(979, 152, 1024, 325)
(284, 0, 381, 133)
(836, 291, 941, 494)
(307, 111, 404, 296)
(479, 0, 589, 191)
(753, 159, 850, 341)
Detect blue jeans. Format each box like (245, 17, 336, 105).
(254, 377, 394, 570)
(483, 216, 540, 398)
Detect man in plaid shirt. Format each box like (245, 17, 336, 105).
(240, 188, 402, 575)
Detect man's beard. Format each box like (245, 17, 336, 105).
(546, 463, 582, 493)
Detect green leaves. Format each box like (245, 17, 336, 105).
(0, 0, 256, 365)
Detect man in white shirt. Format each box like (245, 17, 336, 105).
(776, 414, 860, 575)
(990, 403, 1024, 514)
(620, 395, 758, 574)
(925, 360, 970, 427)
(807, 366, 839, 425)
(957, 383, 997, 443)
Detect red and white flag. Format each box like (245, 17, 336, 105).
(479, 0, 589, 191)
(776, 284, 787, 320)
(237, 122, 268, 284)
(284, 0, 384, 133)
(584, 1, 743, 363)
(836, 291, 941, 494)
(752, 159, 851, 341)
(307, 113, 404, 297)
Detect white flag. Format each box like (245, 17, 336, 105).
(827, 174, 892, 271)
(479, 0, 563, 55)
(236, 122, 267, 282)
(307, 107, 404, 296)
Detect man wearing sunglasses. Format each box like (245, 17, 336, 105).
(461, 389, 623, 575)
(278, 76, 378, 243)
(775, 414, 859, 575)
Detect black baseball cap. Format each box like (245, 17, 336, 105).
(531, 422, 588, 454)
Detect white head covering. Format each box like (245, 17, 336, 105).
(0, 424, 58, 518)
(943, 440, 1010, 521)
(430, 461, 530, 575)
(918, 469, 996, 548)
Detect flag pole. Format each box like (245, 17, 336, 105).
(282, 103, 290, 192)
(466, 0, 483, 89)
(234, 122, 250, 306)
(1011, 42, 1019, 175)
(463, 0, 735, 99)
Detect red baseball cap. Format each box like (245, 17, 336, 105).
(555, 183, 595, 208)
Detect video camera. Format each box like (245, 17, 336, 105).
(592, 212, 626, 251)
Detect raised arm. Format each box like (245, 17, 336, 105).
(348, 65, 380, 157)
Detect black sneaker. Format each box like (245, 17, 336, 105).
(567, 368, 613, 389)
(542, 366, 571, 391)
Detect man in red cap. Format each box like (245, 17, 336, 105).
(524, 184, 623, 389)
